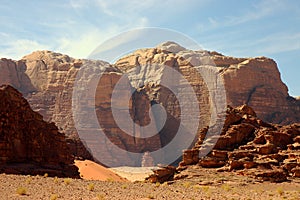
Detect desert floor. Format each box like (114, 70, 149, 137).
(0, 163, 300, 200)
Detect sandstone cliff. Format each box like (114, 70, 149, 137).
(0, 42, 299, 166)
(0, 58, 35, 93)
(0, 85, 79, 177)
(115, 42, 300, 125)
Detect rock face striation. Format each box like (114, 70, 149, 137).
(115, 42, 300, 125)
(0, 42, 299, 166)
(0, 85, 79, 177)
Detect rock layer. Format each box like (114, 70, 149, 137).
(0, 85, 79, 177)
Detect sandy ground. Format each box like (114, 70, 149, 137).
(0, 164, 299, 200)
(110, 166, 158, 182)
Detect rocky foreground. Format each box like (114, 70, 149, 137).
(0, 170, 299, 200)
(147, 105, 300, 183)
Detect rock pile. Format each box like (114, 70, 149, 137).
(0, 85, 79, 177)
(178, 104, 300, 182)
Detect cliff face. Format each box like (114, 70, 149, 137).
(115, 42, 300, 125)
(0, 42, 299, 166)
(0, 58, 35, 93)
(220, 57, 300, 124)
(0, 85, 79, 177)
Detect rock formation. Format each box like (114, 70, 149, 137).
(115, 42, 300, 125)
(0, 42, 299, 166)
(0, 58, 35, 93)
(178, 104, 300, 182)
(0, 85, 79, 177)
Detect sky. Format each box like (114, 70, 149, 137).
(0, 0, 299, 96)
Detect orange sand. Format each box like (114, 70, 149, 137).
(74, 160, 128, 182)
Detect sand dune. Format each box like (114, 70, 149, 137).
(74, 160, 128, 182)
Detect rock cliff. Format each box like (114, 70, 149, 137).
(115, 42, 300, 125)
(0, 85, 79, 177)
(0, 42, 299, 166)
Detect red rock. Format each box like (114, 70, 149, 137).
(199, 157, 226, 168)
(243, 161, 257, 169)
(175, 104, 300, 182)
(253, 169, 287, 182)
(228, 150, 255, 160)
(291, 167, 300, 177)
(256, 144, 277, 155)
(214, 124, 255, 150)
(229, 160, 244, 170)
(145, 166, 176, 183)
(0, 85, 79, 177)
(211, 150, 228, 160)
(180, 149, 199, 166)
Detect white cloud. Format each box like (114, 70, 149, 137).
(55, 27, 119, 59)
(0, 39, 50, 60)
(255, 32, 300, 54)
(198, 0, 284, 32)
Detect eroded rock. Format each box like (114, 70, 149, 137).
(0, 85, 79, 177)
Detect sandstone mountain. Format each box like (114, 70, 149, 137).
(0, 42, 299, 166)
(0, 85, 79, 177)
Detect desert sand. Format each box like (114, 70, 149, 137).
(0, 165, 299, 200)
(75, 160, 128, 182)
(75, 159, 157, 182)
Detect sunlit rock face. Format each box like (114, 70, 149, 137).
(0, 42, 299, 166)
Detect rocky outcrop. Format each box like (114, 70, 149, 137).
(145, 165, 176, 183)
(0, 85, 79, 177)
(178, 104, 300, 182)
(221, 58, 300, 124)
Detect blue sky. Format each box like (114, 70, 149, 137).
(0, 0, 299, 96)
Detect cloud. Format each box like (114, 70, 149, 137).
(55, 27, 120, 59)
(223, 0, 280, 26)
(255, 32, 300, 54)
(198, 0, 285, 32)
(0, 39, 50, 60)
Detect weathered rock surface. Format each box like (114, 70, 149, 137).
(0, 42, 299, 167)
(115, 42, 300, 125)
(0, 58, 35, 93)
(178, 104, 300, 182)
(0, 85, 79, 177)
(145, 165, 176, 183)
